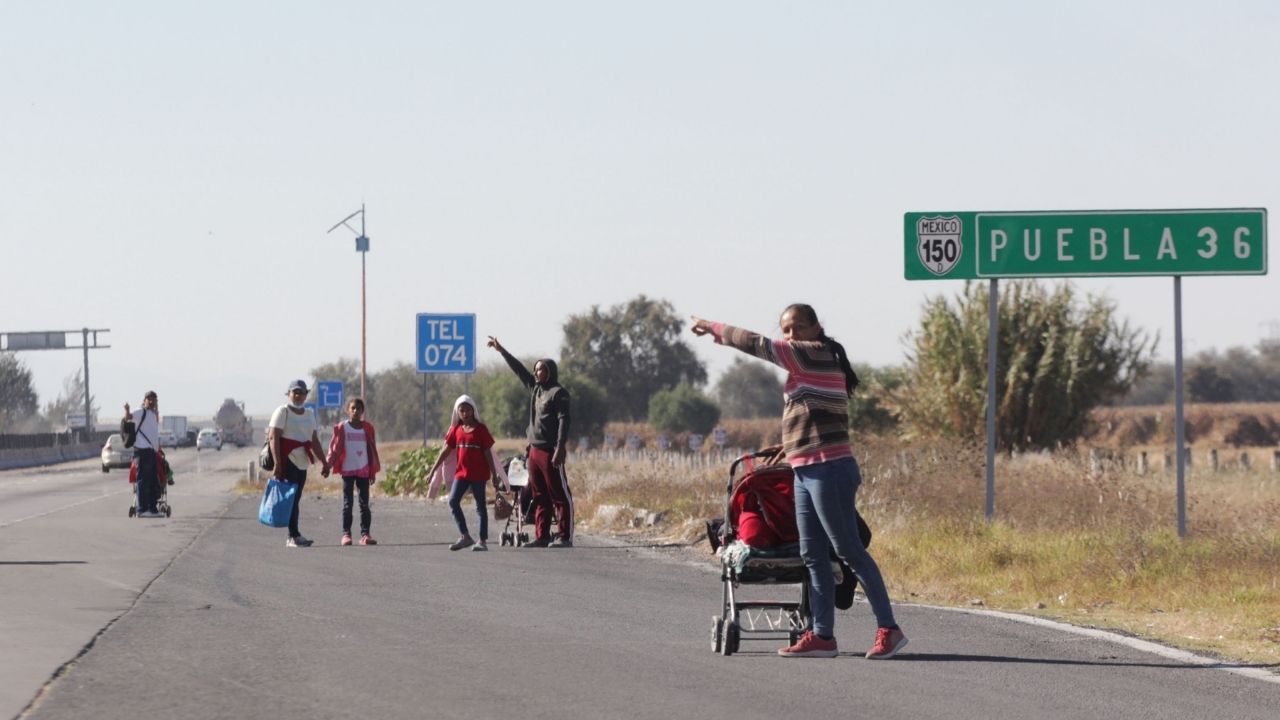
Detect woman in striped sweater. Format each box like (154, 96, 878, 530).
(692, 304, 908, 660)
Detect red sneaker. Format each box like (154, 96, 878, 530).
(865, 626, 908, 659)
(340, 533, 353, 546)
(359, 534, 377, 546)
(778, 630, 838, 658)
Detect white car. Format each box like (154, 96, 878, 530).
(101, 433, 134, 472)
(196, 428, 223, 451)
(158, 429, 179, 448)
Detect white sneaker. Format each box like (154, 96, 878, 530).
(286, 537, 299, 548)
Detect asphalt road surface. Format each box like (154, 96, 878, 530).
(2, 449, 1278, 720)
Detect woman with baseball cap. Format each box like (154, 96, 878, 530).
(268, 379, 331, 547)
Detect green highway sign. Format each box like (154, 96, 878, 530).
(905, 208, 1268, 280)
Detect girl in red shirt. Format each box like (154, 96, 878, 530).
(424, 395, 501, 552)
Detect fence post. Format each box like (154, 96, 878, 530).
(1136, 451, 1148, 476)
(1239, 452, 1250, 471)
(1164, 450, 1174, 472)
(1272, 449, 1280, 473)
(1209, 448, 1219, 473)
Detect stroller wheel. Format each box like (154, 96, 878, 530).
(164, 506, 171, 517)
(721, 621, 740, 656)
(518, 533, 529, 546)
(128, 507, 136, 518)
(711, 616, 724, 653)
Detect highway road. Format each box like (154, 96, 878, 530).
(2, 449, 1278, 720)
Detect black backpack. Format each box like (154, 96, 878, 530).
(121, 409, 150, 449)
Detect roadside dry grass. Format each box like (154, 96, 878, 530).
(568, 435, 1280, 667)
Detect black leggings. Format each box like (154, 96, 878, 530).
(342, 476, 372, 534)
(285, 461, 308, 538)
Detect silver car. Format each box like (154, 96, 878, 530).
(196, 428, 223, 451)
(101, 433, 134, 472)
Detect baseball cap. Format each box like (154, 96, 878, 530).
(286, 379, 309, 394)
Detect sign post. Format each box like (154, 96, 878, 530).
(906, 208, 1268, 536)
(416, 314, 476, 374)
(316, 381, 345, 409)
(416, 313, 476, 442)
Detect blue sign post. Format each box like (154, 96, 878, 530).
(316, 380, 345, 409)
(416, 313, 476, 374)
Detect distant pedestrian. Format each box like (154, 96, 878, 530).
(423, 395, 505, 552)
(691, 304, 908, 659)
(122, 390, 163, 517)
(487, 336, 574, 548)
(269, 380, 330, 548)
(326, 397, 381, 547)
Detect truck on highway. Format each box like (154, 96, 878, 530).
(214, 399, 254, 447)
(162, 416, 190, 447)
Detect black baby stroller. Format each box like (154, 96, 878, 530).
(498, 454, 531, 546)
(498, 451, 562, 545)
(709, 450, 869, 656)
(127, 449, 173, 518)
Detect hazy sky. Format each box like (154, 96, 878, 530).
(4, 1, 1278, 419)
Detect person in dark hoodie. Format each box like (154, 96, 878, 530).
(487, 336, 574, 548)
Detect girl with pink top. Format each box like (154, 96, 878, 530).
(326, 397, 382, 546)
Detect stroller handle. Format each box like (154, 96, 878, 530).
(727, 448, 785, 491)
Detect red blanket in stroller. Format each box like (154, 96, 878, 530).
(729, 458, 798, 548)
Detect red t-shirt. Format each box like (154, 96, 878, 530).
(445, 422, 495, 482)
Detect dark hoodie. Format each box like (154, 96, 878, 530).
(498, 349, 571, 451)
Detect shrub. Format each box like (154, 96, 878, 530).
(647, 383, 720, 435)
(380, 445, 442, 495)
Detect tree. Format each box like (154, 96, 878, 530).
(1187, 363, 1236, 403)
(470, 362, 531, 439)
(41, 369, 97, 432)
(715, 357, 783, 419)
(561, 372, 609, 441)
(892, 281, 1155, 451)
(0, 353, 40, 432)
(848, 363, 905, 433)
(560, 295, 706, 421)
(648, 383, 721, 435)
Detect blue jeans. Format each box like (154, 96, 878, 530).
(793, 456, 895, 636)
(447, 479, 488, 542)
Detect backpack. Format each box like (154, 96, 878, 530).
(121, 409, 149, 449)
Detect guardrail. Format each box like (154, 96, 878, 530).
(0, 431, 114, 470)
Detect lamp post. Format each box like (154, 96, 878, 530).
(327, 204, 370, 401)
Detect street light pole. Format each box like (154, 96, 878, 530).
(327, 205, 371, 401)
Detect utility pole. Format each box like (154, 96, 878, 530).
(327, 205, 371, 401)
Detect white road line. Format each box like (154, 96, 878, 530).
(0, 488, 130, 529)
(921, 604, 1280, 685)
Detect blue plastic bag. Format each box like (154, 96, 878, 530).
(258, 478, 298, 528)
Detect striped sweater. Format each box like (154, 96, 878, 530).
(711, 322, 852, 467)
